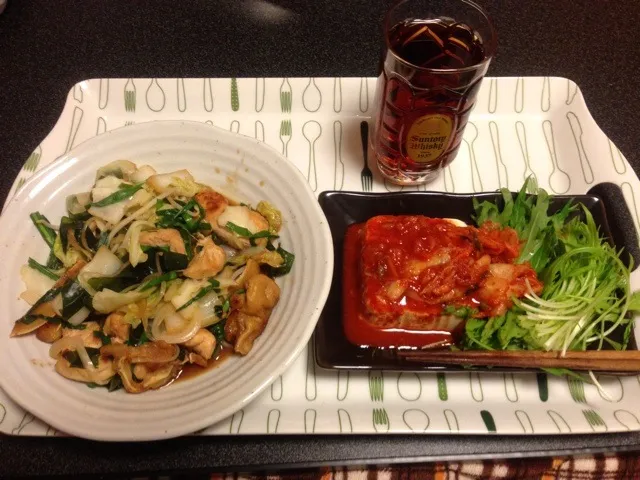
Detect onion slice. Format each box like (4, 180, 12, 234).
(151, 303, 201, 344)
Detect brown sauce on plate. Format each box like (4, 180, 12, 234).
(175, 346, 234, 383)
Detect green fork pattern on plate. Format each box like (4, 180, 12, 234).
(230, 78, 240, 112)
(567, 377, 587, 403)
(372, 408, 390, 432)
(23, 146, 42, 172)
(280, 78, 292, 113)
(124, 78, 136, 113)
(583, 409, 607, 431)
(368, 371, 383, 402)
(279, 119, 292, 157)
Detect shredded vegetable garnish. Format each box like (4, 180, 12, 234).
(467, 179, 640, 369)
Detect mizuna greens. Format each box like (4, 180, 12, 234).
(11, 160, 294, 393)
(466, 179, 640, 355)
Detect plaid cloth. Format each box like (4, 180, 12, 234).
(193, 453, 640, 480)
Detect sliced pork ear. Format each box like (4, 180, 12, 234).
(55, 356, 116, 386)
(101, 341, 179, 364)
(103, 342, 182, 393)
(131, 362, 179, 391)
(10, 319, 47, 337)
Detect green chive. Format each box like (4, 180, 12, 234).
(27, 257, 60, 280)
(29, 212, 57, 248)
(177, 280, 220, 311)
(140, 271, 178, 291)
(89, 183, 144, 208)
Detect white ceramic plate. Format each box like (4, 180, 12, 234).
(0, 120, 333, 441)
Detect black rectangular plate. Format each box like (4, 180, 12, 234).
(315, 188, 638, 372)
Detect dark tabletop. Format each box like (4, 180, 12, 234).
(1, 0, 640, 478)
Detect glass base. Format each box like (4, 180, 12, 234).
(377, 158, 442, 186)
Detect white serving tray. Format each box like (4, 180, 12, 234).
(2, 77, 640, 436)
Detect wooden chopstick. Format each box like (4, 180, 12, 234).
(397, 349, 640, 372)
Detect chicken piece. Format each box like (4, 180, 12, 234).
(62, 321, 102, 349)
(101, 340, 180, 364)
(103, 311, 130, 343)
(195, 189, 229, 226)
(139, 228, 186, 255)
(230, 290, 246, 311)
(183, 237, 226, 279)
(55, 355, 117, 386)
(245, 274, 280, 317)
(182, 328, 216, 360)
(225, 311, 266, 355)
(36, 322, 62, 343)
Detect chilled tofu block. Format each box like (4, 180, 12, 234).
(343, 215, 543, 348)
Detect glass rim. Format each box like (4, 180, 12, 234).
(383, 0, 497, 74)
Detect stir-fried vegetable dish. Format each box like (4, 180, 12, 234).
(11, 161, 294, 393)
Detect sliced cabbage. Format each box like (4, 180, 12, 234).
(256, 201, 282, 233)
(124, 220, 152, 267)
(130, 165, 157, 183)
(92, 175, 125, 192)
(88, 176, 131, 224)
(252, 250, 284, 268)
(66, 192, 91, 215)
(96, 160, 137, 181)
(93, 289, 146, 314)
(19, 265, 56, 305)
(67, 306, 91, 326)
(146, 170, 201, 197)
(225, 247, 283, 268)
(127, 188, 154, 210)
(77, 246, 124, 291)
(52, 293, 63, 316)
(163, 278, 184, 303)
(196, 291, 223, 328)
(169, 279, 208, 319)
(53, 235, 84, 268)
